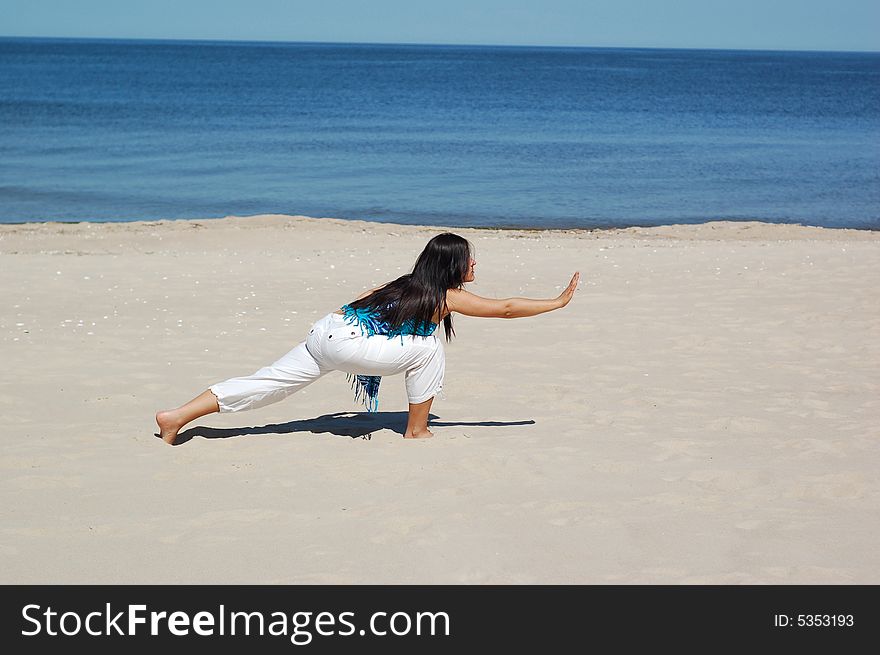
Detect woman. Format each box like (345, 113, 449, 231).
(156, 232, 579, 444)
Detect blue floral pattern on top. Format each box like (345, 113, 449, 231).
(339, 304, 437, 412)
(340, 304, 437, 338)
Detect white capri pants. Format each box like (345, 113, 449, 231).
(209, 312, 445, 412)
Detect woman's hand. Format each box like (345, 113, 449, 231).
(556, 271, 580, 308)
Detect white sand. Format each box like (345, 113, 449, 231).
(1, 214, 878, 583)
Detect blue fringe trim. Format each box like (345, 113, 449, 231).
(340, 305, 385, 337)
(347, 373, 381, 413)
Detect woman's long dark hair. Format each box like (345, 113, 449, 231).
(346, 233, 473, 341)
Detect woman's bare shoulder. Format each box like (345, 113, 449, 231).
(444, 287, 467, 307)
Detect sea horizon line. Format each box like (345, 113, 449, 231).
(1, 34, 878, 56)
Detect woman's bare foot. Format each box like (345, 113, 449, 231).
(155, 410, 184, 445)
(403, 428, 434, 439)
(154, 390, 219, 445)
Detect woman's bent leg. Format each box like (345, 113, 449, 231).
(404, 396, 434, 439)
(156, 389, 220, 445)
(402, 337, 444, 439)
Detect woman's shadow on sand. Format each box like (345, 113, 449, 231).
(156, 412, 535, 444)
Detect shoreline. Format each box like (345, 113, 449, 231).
(2, 212, 879, 244)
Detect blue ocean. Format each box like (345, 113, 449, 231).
(1, 37, 878, 229)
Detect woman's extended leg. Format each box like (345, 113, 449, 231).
(156, 321, 330, 445)
(404, 396, 434, 439)
(156, 390, 219, 445)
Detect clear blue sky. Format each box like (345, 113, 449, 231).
(1, 0, 878, 52)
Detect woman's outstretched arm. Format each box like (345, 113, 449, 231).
(447, 272, 579, 318)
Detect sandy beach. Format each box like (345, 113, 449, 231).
(1, 214, 878, 584)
